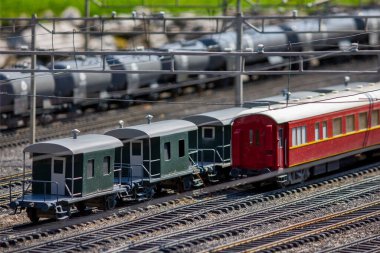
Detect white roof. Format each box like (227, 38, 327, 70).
(24, 134, 123, 155)
(105, 120, 197, 140)
(183, 107, 248, 126)
(237, 89, 380, 124)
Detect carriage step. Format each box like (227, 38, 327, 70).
(192, 178, 204, 188)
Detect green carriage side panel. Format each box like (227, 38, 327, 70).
(160, 132, 191, 178)
(142, 139, 150, 178)
(198, 126, 224, 163)
(150, 137, 161, 178)
(119, 143, 130, 178)
(223, 125, 232, 162)
(82, 149, 115, 196)
(65, 155, 83, 196)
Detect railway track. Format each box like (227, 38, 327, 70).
(208, 202, 380, 253)
(108, 174, 380, 252)
(4, 164, 379, 252)
(320, 234, 380, 253)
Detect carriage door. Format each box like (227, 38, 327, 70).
(130, 141, 144, 179)
(278, 128, 284, 168)
(51, 157, 66, 195)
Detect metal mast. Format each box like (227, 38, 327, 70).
(29, 14, 37, 144)
(235, 0, 243, 107)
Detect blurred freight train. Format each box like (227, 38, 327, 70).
(1, 9, 380, 129)
(9, 80, 380, 222)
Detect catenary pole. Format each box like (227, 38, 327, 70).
(30, 14, 37, 144)
(84, 0, 90, 51)
(235, 0, 243, 107)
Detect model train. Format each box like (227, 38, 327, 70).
(9, 80, 380, 222)
(1, 9, 380, 129)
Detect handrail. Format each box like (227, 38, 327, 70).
(115, 162, 161, 185)
(20, 180, 60, 202)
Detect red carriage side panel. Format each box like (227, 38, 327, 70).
(287, 104, 380, 167)
(232, 115, 281, 172)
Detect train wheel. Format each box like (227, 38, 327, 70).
(121, 95, 133, 108)
(26, 207, 40, 223)
(39, 113, 54, 125)
(172, 87, 183, 97)
(104, 195, 116, 210)
(77, 202, 87, 214)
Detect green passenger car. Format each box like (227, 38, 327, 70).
(105, 119, 199, 199)
(10, 132, 124, 222)
(183, 107, 248, 175)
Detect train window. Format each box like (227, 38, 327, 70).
(291, 126, 307, 146)
(103, 156, 111, 175)
(315, 123, 320, 141)
(292, 128, 296, 146)
(322, 121, 327, 139)
(346, 115, 355, 132)
(333, 118, 342, 136)
(359, 112, 368, 129)
(179, 140, 185, 157)
(255, 130, 260, 146)
(132, 142, 141, 156)
(371, 110, 379, 126)
(202, 127, 215, 140)
(164, 142, 171, 161)
(278, 129, 283, 148)
(53, 159, 64, 174)
(87, 159, 95, 178)
(249, 130, 253, 145)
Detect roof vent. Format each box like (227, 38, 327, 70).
(72, 129, 80, 139)
(118, 120, 124, 128)
(307, 96, 312, 99)
(332, 90, 339, 93)
(356, 85, 363, 89)
(146, 114, 153, 124)
(257, 44, 264, 53)
(344, 76, 350, 87)
(369, 83, 375, 86)
(319, 93, 326, 96)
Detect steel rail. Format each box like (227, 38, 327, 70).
(213, 202, 380, 253)
(320, 234, 380, 253)
(110, 177, 380, 252)
(12, 170, 380, 252)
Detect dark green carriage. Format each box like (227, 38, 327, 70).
(183, 107, 247, 173)
(105, 119, 199, 199)
(10, 133, 124, 222)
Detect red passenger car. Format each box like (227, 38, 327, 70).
(232, 86, 380, 185)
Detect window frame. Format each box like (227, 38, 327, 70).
(164, 142, 171, 161)
(359, 112, 368, 130)
(315, 122, 320, 141)
(332, 117, 342, 136)
(291, 125, 307, 147)
(87, 159, 95, 179)
(202, 127, 215, 140)
(346, 114, 355, 133)
(103, 156, 111, 175)
(178, 139, 185, 158)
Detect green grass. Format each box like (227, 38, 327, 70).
(0, 0, 376, 18)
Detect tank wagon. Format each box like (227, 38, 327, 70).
(2, 10, 380, 129)
(0, 66, 55, 128)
